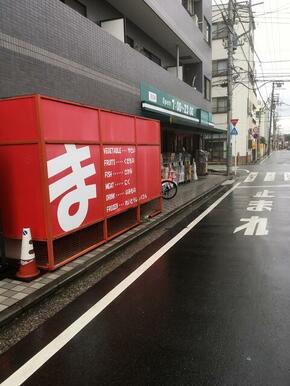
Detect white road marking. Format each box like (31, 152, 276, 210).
(238, 185, 290, 189)
(244, 172, 258, 183)
(284, 172, 290, 181)
(237, 169, 250, 174)
(221, 179, 235, 185)
(260, 156, 269, 165)
(0, 183, 241, 386)
(264, 172, 276, 182)
(233, 216, 269, 236)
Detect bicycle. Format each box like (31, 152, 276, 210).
(161, 179, 178, 200)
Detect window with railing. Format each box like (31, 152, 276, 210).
(212, 22, 228, 40)
(204, 18, 211, 45)
(142, 48, 161, 66)
(212, 60, 228, 77)
(182, 0, 194, 16)
(212, 97, 228, 113)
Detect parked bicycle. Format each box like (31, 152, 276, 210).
(161, 179, 178, 200)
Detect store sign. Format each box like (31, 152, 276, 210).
(47, 144, 97, 232)
(47, 144, 104, 236)
(198, 109, 214, 127)
(46, 142, 160, 237)
(140, 82, 198, 119)
(103, 145, 138, 216)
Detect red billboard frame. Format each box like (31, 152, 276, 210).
(0, 95, 162, 270)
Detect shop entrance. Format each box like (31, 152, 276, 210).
(161, 126, 200, 183)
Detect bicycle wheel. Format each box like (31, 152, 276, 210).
(161, 179, 178, 199)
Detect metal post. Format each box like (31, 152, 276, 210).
(234, 134, 237, 176)
(267, 82, 275, 156)
(226, 0, 234, 175)
(176, 45, 180, 79)
(273, 111, 277, 151)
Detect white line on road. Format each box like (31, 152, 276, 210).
(238, 185, 290, 189)
(260, 156, 269, 165)
(0, 183, 241, 386)
(221, 179, 235, 186)
(244, 172, 258, 183)
(264, 172, 276, 182)
(284, 173, 290, 181)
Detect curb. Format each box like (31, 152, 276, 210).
(0, 178, 230, 327)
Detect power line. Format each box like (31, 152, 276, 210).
(231, 0, 268, 106)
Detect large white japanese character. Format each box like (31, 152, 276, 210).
(47, 145, 97, 232)
(253, 190, 275, 198)
(234, 216, 269, 236)
(247, 200, 273, 212)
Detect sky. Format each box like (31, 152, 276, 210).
(215, 0, 290, 134)
(254, 0, 290, 134)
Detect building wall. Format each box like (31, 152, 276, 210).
(211, 5, 258, 163)
(145, 0, 212, 80)
(0, 0, 211, 117)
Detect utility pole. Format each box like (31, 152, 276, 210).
(226, 0, 234, 175)
(267, 82, 275, 156)
(273, 112, 277, 150)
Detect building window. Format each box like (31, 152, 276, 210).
(212, 22, 227, 40)
(126, 36, 134, 48)
(212, 60, 228, 77)
(204, 18, 211, 45)
(182, 0, 194, 16)
(204, 77, 211, 101)
(60, 0, 87, 17)
(142, 48, 161, 66)
(212, 97, 228, 113)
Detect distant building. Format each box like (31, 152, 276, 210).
(207, 1, 259, 164)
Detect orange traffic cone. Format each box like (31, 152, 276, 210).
(16, 228, 40, 281)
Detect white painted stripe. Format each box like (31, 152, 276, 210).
(264, 172, 276, 182)
(237, 169, 250, 174)
(238, 184, 290, 189)
(244, 172, 258, 183)
(141, 103, 200, 123)
(284, 172, 290, 181)
(260, 155, 270, 165)
(221, 179, 235, 186)
(0, 183, 240, 386)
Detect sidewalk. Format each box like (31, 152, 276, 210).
(0, 174, 229, 326)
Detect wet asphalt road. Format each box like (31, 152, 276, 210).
(1, 150, 290, 385)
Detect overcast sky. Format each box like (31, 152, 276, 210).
(254, 0, 290, 134)
(214, 1, 290, 134)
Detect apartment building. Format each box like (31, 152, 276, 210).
(0, 0, 219, 171)
(209, 2, 259, 164)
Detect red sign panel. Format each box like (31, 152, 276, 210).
(137, 146, 161, 203)
(100, 111, 135, 144)
(0, 95, 161, 244)
(231, 118, 239, 127)
(41, 99, 100, 142)
(0, 144, 45, 239)
(46, 144, 104, 237)
(103, 146, 137, 216)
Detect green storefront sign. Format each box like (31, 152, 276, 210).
(198, 109, 214, 127)
(140, 82, 199, 121)
(140, 82, 214, 128)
